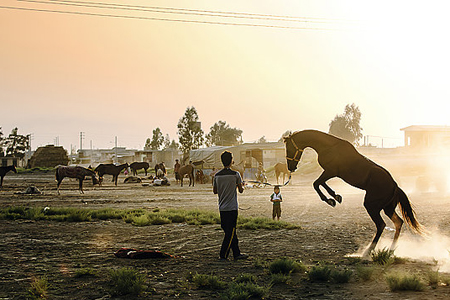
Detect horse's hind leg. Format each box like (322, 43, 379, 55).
(78, 179, 84, 194)
(363, 199, 386, 257)
(383, 203, 403, 251)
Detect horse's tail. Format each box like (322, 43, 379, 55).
(397, 187, 422, 234)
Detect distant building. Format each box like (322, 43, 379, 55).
(401, 125, 450, 149)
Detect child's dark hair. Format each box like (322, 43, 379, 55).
(221, 151, 233, 167)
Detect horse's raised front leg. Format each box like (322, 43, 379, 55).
(313, 171, 342, 207)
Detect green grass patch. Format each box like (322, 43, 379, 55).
(74, 267, 98, 278)
(27, 276, 49, 299)
(222, 282, 268, 300)
(238, 216, 299, 230)
(268, 258, 306, 275)
(330, 268, 353, 283)
(356, 265, 376, 281)
(191, 273, 227, 290)
(108, 267, 146, 296)
(385, 271, 425, 291)
(307, 264, 332, 282)
(1, 206, 298, 230)
(270, 273, 290, 285)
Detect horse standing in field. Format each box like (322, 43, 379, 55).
(154, 162, 166, 179)
(55, 165, 99, 194)
(0, 165, 17, 188)
(129, 162, 150, 176)
(95, 163, 128, 186)
(284, 130, 422, 257)
(178, 164, 195, 187)
(274, 162, 290, 185)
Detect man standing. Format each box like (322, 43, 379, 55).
(213, 151, 248, 261)
(174, 159, 181, 184)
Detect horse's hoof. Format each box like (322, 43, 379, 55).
(335, 194, 342, 203)
(325, 199, 336, 207)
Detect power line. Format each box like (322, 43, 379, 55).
(0, 3, 343, 30)
(17, 0, 350, 24)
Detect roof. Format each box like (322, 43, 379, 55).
(400, 125, 450, 132)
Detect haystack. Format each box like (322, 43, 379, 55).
(28, 145, 69, 168)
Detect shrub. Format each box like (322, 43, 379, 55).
(308, 265, 332, 282)
(74, 268, 98, 278)
(356, 265, 376, 281)
(385, 272, 425, 291)
(427, 269, 439, 288)
(222, 282, 268, 300)
(371, 248, 395, 266)
(330, 268, 353, 283)
(270, 273, 290, 285)
(234, 273, 256, 283)
(269, 258, 306, 275)
(27, 276, 49, 299)
(191, 273, 227, 290)
(108, 267, 146, 296)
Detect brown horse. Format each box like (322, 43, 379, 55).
(178, 164, 194, 187)
(284, 130, 422, 256)
(129, 162, 150, 176)
(0, 165, 17, 187)
(274, 162, 290, 185)
(55, 165, 99, 194)
(95, 163, 128, 186)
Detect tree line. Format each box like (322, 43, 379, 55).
(146, 104, 363, 158)
(0, 103, 362, 159)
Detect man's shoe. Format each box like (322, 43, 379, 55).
(234, 254, 248, 261)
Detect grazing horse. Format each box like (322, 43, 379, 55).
(0, 165, 17, 187)
(274, 162, 290, 185)
(129, 162, 150, 176)
(95, 163, 128, 186)
(55, 165, 99, 194)
(178, 164, 195, 187)
(284, 130, 422, 256)
(154, 162, 166, 179)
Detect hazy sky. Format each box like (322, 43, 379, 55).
(1, 0, 450, 151)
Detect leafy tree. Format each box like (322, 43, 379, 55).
(177, 107, 204, 155)
(163, 134, 170, 149)
(168, 140, 179, 150)
(144, 138, 151, 150)
(150, 127, 164, 150)
(257, 136, 267, 143)
(4, 127, 30, 158)
(205, 120, 243, 146)
(329, 103, 363, 145)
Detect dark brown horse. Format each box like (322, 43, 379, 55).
(95, 163, 128, 186)
(0, 165, 17, 187)
(284, 130, 422, 256)
(55, 165, 99, 194)
(274, 162, 290, 185)
(154, 162, 166, 179)
(129, 162, 150, 176)
(178, 164, 195, 187)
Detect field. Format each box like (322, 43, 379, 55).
(1, 169, 450, 299)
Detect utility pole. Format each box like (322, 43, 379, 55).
(114, 136, 118, 164)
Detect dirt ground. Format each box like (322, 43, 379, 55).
(1, 170, 450, 299)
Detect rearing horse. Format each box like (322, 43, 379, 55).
(284, 130, 422, 256)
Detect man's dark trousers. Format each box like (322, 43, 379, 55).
(220, 210, 240, 259)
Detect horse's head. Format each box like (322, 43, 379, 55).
(12, 165, 17, 173)
(283, 134, 303, 172)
